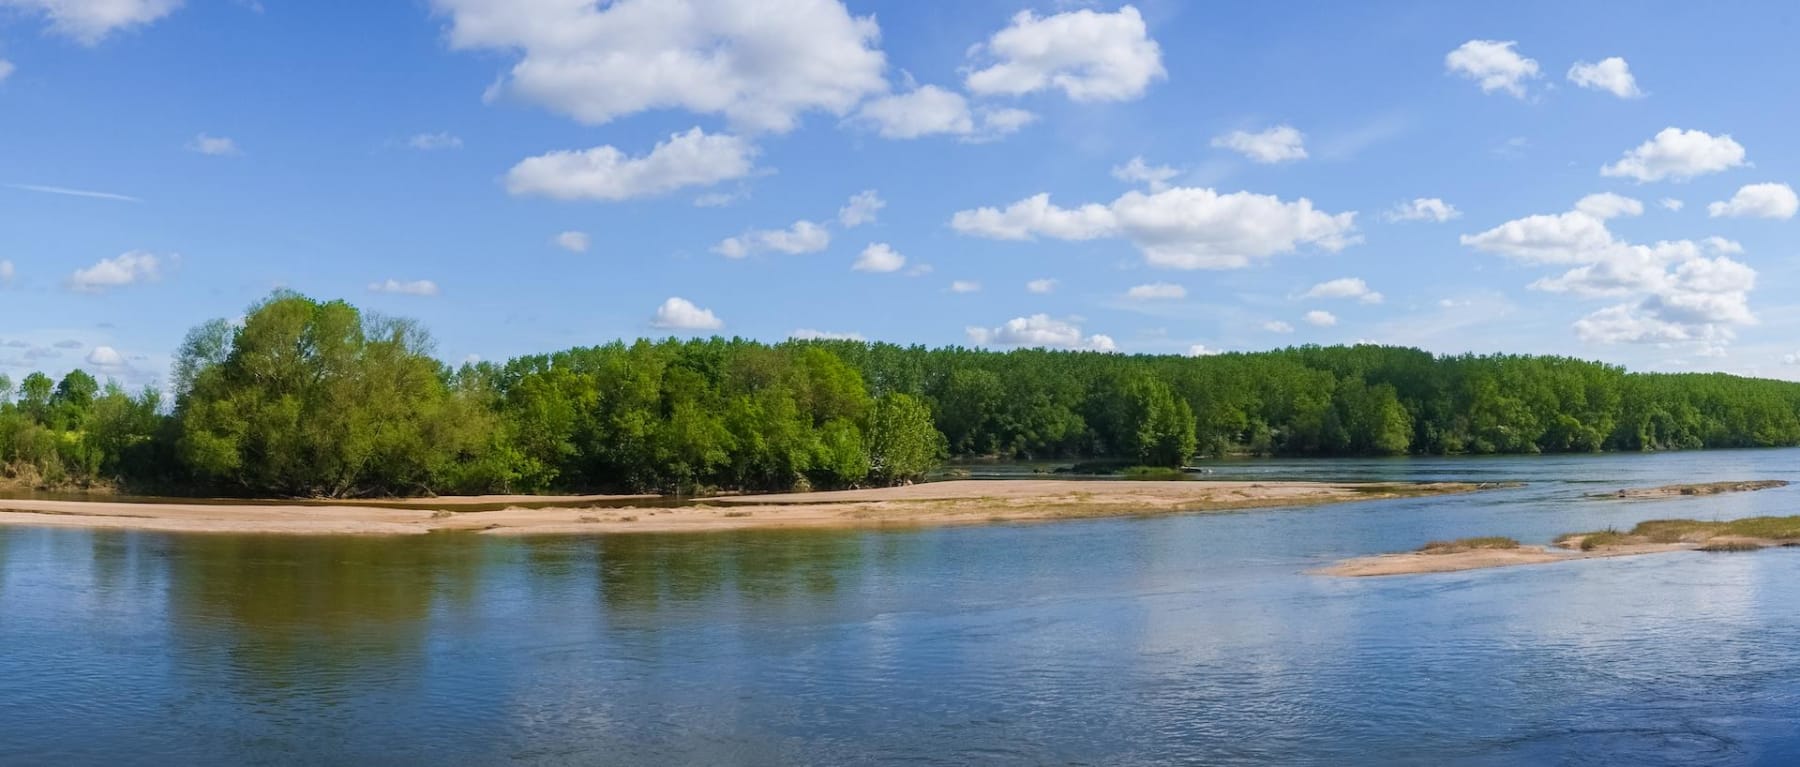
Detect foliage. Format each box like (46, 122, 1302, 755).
(9, 292, 1800, 497)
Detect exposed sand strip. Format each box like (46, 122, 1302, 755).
(0, 479, 1487, 537)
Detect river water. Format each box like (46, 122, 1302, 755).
(3, 450, 1800, 765)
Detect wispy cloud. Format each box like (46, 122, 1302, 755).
(8, 183, 141, 203)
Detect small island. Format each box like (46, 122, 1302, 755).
(1319, 515, 1800, 577)
(1589, 480, 1789, 500)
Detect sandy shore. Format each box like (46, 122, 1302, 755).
(0, 479, 1485, 537)
(1589, 480, 1789, 500)
(1316, 542, 1681, 577)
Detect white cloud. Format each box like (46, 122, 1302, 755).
(949, 280, 981, 294)
(1263, 320, 1294, 333)
(85, 346, 124, 367)
(714, 220, 830, 258)
(852, 242, 905, 273)
(1384, 197, 1459, 223)
(407, 132, 463, 150)
(951, 187, 1357, 270)
(505, 127, 756, 202)
(964, 5, 1164, 102)
(1462, 196, 1760, 350)
(1303, 277, 1383, 304)
(966, 314, 1115, 351)
(1707, 183, 1798, 219)
(1567, 57, 1642, 99)
(431, 0, 885, 134)
(1574, 192, 1644, 220)
(0, 260, 12, 284)
(369, 279, 440, 296)
(1445, 40, 1539, 98)
(651, 297, 722, 330)
(0, 60, 13, 82)
(1660, 198, 1685, 212)
(791, 329, 865, 341)
(1303, 310, 1337, 327)
(1601, 128, 1747, 183)
(1187, 344, 1220, 357)
(186, 133, 241, 156)
(554, 231, 590, 253)
(2, 0, 181, 44)
(838, 189, 884, 228)
(1210, 125, 1307, 164)
(692, 190, 745, 208)
(1112, 156, 1177, 191)
(1125, 282, 1185, 300)
(5, 183, 140, 202)
(1026, 278, 1057, 294)
(851, 85, 1034, 141)
(69, 251, 160, 292)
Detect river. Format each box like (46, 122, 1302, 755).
(3, 450, 1799, 765)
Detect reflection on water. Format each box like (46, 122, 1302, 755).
(4, 450, 1800, 764)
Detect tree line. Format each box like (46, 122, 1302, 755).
(4, 291, 1800, 498)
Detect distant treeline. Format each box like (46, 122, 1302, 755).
(4, 291, 1800, 498)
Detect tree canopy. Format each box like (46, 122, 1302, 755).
(6, 292, 1800, 497)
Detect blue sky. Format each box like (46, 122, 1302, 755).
(4, 0, 1800, 387)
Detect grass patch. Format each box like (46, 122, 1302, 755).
(1577, 529, 1628, 551)
(1417, 536, 1520, 555)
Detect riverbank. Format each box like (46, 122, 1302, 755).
(1320, 513, 1800, 577)
(0, 479, 1488, 536)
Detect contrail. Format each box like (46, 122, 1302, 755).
(7, 183, 142, 203)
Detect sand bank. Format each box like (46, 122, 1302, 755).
(1590, 480, 1789, 500)
(0, 479, 1485, 537)
(1319, 515, 1800, 577)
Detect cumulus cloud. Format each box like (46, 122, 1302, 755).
(964, 5, 1164, 102)
(1567, 57, 1642, 98)
(85, 345, 124, 367)
(838, 189, 884, 228)
(70, 251, 161, 292)
(505, 127, 756, 202)
(1112, 156, 1177, 191)
(1303, 277, 1383, 304)
(790, 329, 865, 341)
(1660, 198, 1685, 212)
(1211, 125, 1307, 164)
(651, 297, 722, 330)
(1601, 128, 1746, 183)
(554, 231, 590, 252)
(431, 0, 885, 133)
(950, 186, 1358, 270)
(186, 133, 241, 156)
(1707, 183, 1798, 219)
(1384, 197, 1459, 223)
(1263, 320, 1295, 333)
(1462, 195, 1759, 349)
(1445, 40, 1539, 98)
(3, 0, 181, 44)
(852, 242, 905, 273)
(851, 85, 1034, 141)
(368, 279, 440, 296)
(407, 132, 463, 150)
(1303, 310, 1337, 327)
(1574, 192, 1645, 219)
(966, 314, 1115, 351)
(1125, 282, 1185, 300)
(714, 220, 830, 258)
(1187, 344, 1220, 357)
(949, 280, 981, 294)
(1026, 278, 1057, 294)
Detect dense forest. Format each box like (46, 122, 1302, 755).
(5, 291, 1800, 498)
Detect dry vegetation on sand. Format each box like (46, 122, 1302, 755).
(1591, 480, 1789, 500)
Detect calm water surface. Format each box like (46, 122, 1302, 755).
(5, 450, 1800, 765)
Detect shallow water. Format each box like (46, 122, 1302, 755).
(3, 450, 1800, 765)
